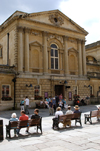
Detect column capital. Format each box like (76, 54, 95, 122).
(77, 39, 82, 43)
(24, 27, 30, 33)
(82, 40, 86, 44)
(64, 36, 69, 41)
(17, 26, 24, 32)
(43, 31, 48, 37)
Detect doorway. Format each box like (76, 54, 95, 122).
(55, 85, 64, 97)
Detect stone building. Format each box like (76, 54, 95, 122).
(86, 41, 100, 98)
(0, 10, 92, 110)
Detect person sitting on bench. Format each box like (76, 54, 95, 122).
(31, 109, 40, 119)
(16, 110, 29, 135)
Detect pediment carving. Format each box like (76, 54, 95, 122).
(47, 34, 63, 43)
(49, 14, 64, 26)
(29, 41, 42, 50)
(68, 47, 78, 55)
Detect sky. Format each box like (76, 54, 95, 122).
(0, 0, 100, 45)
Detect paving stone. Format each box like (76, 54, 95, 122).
(0, 105, 100, 151)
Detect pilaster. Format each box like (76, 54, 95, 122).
(64, 36, 69, 76)
(78, 39, 82, 76)
(43, 32, 48, 74)
(18, 27, 23, 72)
(24, 28, 29, 72)
(82, 40, 87, 75)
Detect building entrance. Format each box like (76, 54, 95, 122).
(55, 85, 64, 97)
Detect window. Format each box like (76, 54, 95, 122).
(2, 85, 10, 97)
(34, 85, 42, 100)
(51, 44, 58, 69)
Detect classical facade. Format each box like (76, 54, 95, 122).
(86, 41, 100, 97)
(0, 10, 92, 110)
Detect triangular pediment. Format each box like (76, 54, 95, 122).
(27, 10, 88, 35)
(0, 10, 88, 36)
(68, 47, 78, 53)
(29, 41, 42, 47)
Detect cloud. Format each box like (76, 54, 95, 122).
(0, 0, 61, 24)
(0, 0, 99, 44)
(59, 0, 100, 44)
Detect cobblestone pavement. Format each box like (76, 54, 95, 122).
(0, 105, 100, 151)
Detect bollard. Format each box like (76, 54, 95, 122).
(0, 120, 3, 141)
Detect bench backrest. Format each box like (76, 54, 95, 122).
(19, 120, 29, 127)
(71, 112, 81, 120)
(90, 110, 98, 117)
(97, 110, 100, 117)
(9, 121, 19, 128)
(58, 112, 81, 122)
(29, 117, 42, 126)
(91, 110, 100, 117)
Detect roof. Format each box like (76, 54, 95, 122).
(0, 9, 88, 35)
(86, 41, 100, 49)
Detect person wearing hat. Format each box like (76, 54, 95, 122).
(65, 106, 73, 115)
(74, 105, 81, 113)
(64, 106, 73, 128)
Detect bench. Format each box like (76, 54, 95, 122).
(6, 117, 42, 138)
(84, 110, 100, 124)
(52, 112, 82, 130)
(35, 102, 46, 108)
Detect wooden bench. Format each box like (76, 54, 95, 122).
(35, 102, 46, 108)
(6, 117, 42, 138)
(52, 112, 82, 130)
(84, 110, 100, 124)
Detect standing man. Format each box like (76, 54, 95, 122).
(56, 94, 59, 107)
(49, 99, 54, 115)
(25, 96, 29, 114)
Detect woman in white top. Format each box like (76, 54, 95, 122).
(55, 107, 63, 118)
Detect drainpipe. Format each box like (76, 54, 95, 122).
(7, 33, 9, 65)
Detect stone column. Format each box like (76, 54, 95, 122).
(43, 32, 48, 74)
(78, 40, 82, 75)
(48, 49, 51, 69)
(18, 27, 23, 72)
(64, 36, 69, 76)
(25, 28, 29, 72)
(59, 51, 61, 70)
(82, 40, 87, 75)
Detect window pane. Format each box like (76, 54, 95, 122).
(2, 85, 9, 97)
(55, 58, 58, 69)
(55, 50, 58, 57)
(51, 44, 57, 49)
(51, 58, 54, 69)
(51, 49, 53, 56)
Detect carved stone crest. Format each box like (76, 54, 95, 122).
(49, 14, 64, 26)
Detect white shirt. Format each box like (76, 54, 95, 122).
(65, 110, 73, 115)
(25, 98, 29, 105)
(55, 111, 63, 118)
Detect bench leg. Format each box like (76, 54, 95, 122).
(90, 118, 92, 124)
(9, 130, 11, 139)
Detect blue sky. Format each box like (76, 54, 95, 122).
(0, 0, 100, 45)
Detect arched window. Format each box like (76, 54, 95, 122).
(51, 44, 58, 69)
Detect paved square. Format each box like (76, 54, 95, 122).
(0, 105, 100, 151)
